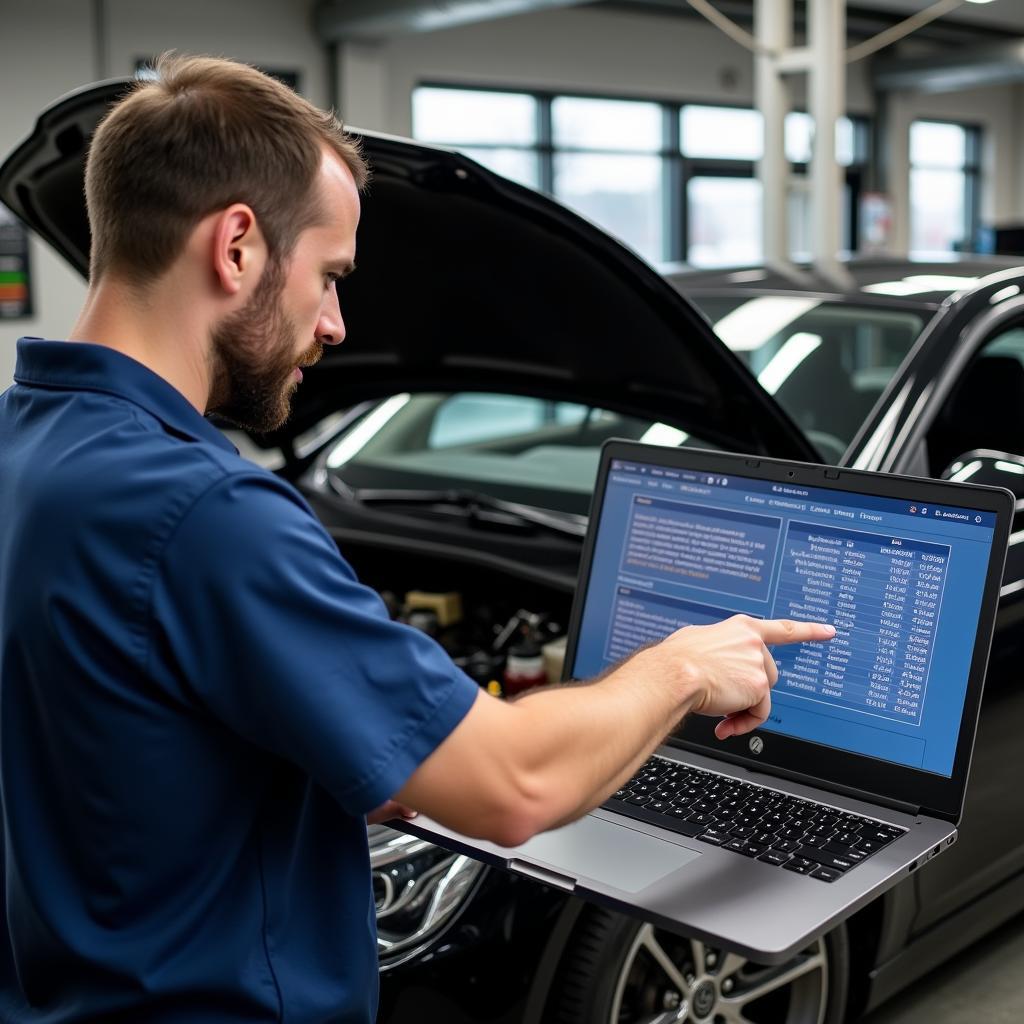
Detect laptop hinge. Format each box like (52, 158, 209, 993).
(680, 747, 923, 817)
(755, 763, 920, 817)
(507, 860, 577, 892)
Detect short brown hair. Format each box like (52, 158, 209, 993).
(84, 53, 369, 285)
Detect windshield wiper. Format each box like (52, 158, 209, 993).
(328, 481, 588, 538)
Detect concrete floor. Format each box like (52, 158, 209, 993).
(858, 912, 1024, 1023)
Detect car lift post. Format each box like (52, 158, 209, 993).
(754, 0, 852, 290)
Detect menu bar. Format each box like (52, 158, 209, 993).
(609, 460, 996, 529)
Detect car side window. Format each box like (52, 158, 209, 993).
(926, 323, 1024, 477)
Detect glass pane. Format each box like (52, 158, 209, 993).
(836, 117, 856, 167)
(322, 393, 651, 516)
(551, 97, 661, 152)
(428, 395, 591, 447)
(787, 179, 853, 257)
(785, 113, 856, 166)
(412, 87, 537, 146)
(461, 146, 539, 189)
(785, 112, 813, 164)
(681, 106, 762, 160)
(687, 177, 762, 267)
(910, 168, 967, 254)
(910, 121, 967, 169)
(692, 296, 923, 459)
(323, 393, 715, 515)
(787, 183, 811, 260)
(554, 152, 663, 262)
(430, 395, 544, 447)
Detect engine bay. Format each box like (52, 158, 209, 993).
(341, 542, 573, 696)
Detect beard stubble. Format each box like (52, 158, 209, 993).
(208, 259, 323, 434)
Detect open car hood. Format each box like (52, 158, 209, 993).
(0, 79, 815, 461)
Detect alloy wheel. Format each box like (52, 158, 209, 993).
(606, 924, 829, 1024)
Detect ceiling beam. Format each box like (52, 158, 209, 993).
(875, 39, 1024, 93)
(602, 1, 1016, 48)
(314, 0, 587, 41)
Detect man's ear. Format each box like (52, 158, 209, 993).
(210, 204, 267, 297)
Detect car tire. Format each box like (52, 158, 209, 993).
(546, 906, 849, 1024)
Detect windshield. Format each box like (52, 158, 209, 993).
(690, 294, 925, 462)
(317, 393, 711, 517)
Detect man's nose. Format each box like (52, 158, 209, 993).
(316, 285, 345, 346)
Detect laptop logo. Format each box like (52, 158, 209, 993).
(749, 736, 764, 755)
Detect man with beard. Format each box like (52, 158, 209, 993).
(0, 55, 833, 1023)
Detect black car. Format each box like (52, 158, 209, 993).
(5, 79, 1024, 1024)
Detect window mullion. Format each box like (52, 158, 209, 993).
(537, 96, 554, 195)
(664, 105, 683, 263)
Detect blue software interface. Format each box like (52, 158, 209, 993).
(572, 458, 998, 777)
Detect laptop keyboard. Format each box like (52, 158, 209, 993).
(606, 755, 907, 883)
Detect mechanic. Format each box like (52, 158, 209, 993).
(0, 55, 835, 1023)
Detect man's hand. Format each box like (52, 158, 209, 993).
(366, 799, 418, 826)
(642, 615, 835, 740)
(393, 615, 834, 846)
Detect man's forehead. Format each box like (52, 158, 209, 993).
(313, 150, 360, 233)
(319, 147, 361, 201)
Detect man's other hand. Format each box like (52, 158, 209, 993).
(366, 800, 418, 826)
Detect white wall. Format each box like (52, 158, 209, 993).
(0, 0, 93, 390)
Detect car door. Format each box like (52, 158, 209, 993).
(853, 296, 1024, 934)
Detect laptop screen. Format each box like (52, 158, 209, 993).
(571, 455, 999, 779)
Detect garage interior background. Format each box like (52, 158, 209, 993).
(3, 0, 1024, 389)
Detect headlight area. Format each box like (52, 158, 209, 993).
(370, 824, 485, 969)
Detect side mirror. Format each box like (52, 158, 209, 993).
(941, 449, 1024, 500)
(942, 450, 1023, 597)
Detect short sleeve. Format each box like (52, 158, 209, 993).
(148, 472, 479, 816)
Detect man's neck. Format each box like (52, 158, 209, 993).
(69, 275, 212, 414)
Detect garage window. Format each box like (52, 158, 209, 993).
(909, 120, 981, 256)
(412, 87, 540, 188)
(550, 97, 664, 262)
(680, 106, 863, 266)
(412, 85, 867, 267)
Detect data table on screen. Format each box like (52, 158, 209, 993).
(770, 522, 949, 726)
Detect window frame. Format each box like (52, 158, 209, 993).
(908, 117, 983, 256)
(413, 82, 871, 264)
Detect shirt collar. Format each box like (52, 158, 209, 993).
(14, 338, 237, 454)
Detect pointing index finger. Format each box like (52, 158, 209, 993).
(757, 618, 836, 646)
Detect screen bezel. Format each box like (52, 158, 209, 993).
(563, 441, 1013, 823)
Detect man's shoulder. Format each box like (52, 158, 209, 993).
(13, 387, 312, 568)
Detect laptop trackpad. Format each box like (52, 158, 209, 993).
(510, 815, 701, 893)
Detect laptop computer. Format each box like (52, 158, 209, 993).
(399, 441, 1013, 963)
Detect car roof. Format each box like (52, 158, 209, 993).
(661, 256, 1024, 309)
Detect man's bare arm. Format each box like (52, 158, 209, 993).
(395, 616, 834, 846)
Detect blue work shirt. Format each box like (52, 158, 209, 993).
(0, 339, 479, 1022)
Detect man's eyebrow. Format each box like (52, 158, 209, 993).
(336, 261, 356, 278)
